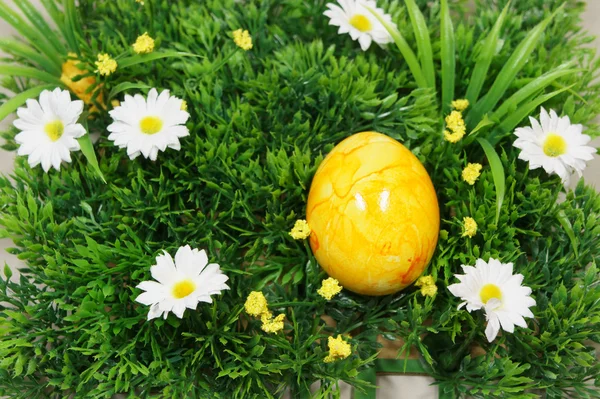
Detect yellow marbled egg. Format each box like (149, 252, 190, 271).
(306, 132, 439, 296)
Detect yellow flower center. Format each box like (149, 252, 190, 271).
(543, 134, 567, 157)
(480, 283, 502, 304)
(139, 116, 163, 135)
(44, 120, 64, 142)
(172, 279, 195, 299)
(350, 14, 372, 32)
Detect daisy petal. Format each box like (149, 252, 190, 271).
(147, 303, 163, 320)
(485, 316, 501, 342)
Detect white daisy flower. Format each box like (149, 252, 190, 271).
(107, 88, 190, 161)
(135, 245, 229, 320)
(324, 0, 395, 51)
(13, 88, 86, 172)
(448, 258, 536, 342)
(513, 107, 596, 185)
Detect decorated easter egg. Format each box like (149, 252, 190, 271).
(306, 132, 439, 296)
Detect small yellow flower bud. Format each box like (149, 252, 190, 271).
(233, 29, 253, 51)
(261, 313, 285, 333)
(415, 275, 437, 297)
(244, 291, 269, 317)
(462, 163, 483, 185)
(289, 219, 311, 240)
(451, 99, 470, 112)
(324, 335, 351, 363)
(95, 53, 117, 76)
(317, 277, 343, 300)
(133, 32, 155, 54)
(444, 130, 465, 143)
(462, 217, 478, 238)
(444, 111, 467, 143)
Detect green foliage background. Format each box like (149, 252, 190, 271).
(0, 0, 599, 397)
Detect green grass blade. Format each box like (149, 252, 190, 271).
(550, 81, 587, 104)
(0, 2, 63, 68)
(404, 0, 435, 89)
(556, 210, 579, 258)
(477, 138, 505, 224)
(62, 0, 82, 53)
(467, 114, 495, 138)
(15, 0, 66, 55)
(440, 0, 455, 113)
(0, 38, 61, 76)
(108, 82, 152, 100)
(463, 114, 496, 146)
(492, 63, 579, 121)
(490, 84, 573, 145)
(41, 0, 77, 52)
(465, 2, 510, 105)
(0, 65, 63, 86)
(118, 51, 204, 69)
(366, 5, 427, 88)
(467, 5, 563, 127)
(40, 0, 63, 27)
(77, 132, 106, 184)
(0, 84, 56, 122)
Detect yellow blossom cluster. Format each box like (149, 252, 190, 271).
(261, 313, 285, 333)
(289, 219, 311, 240)
(244, 291, 284, 333)
(133, 32, 155, 54)
(95, 53, 117, 76)
(317, 277, 343, 300)
(462, 163, 482, 185)
(444, 110, 467, 143)
(324, 335, 351, 363)
(415, 275, 437, 297)
(181, 100, 188, 111)
(233, 29, 253, 51)
(451, 99, 469, 112)
(462, 216, 478, 238)
(244, 291, 269, 316)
